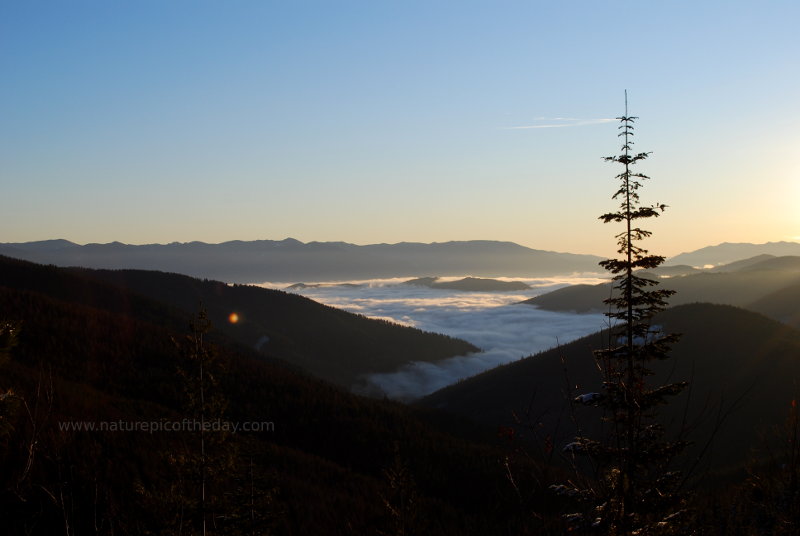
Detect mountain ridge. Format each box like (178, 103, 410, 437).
(668, 241, 800, 267)
(0, 238, 604, 283)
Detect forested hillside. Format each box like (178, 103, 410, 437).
(525, 256, 800, 320)
(0, 260, 554, 535)
(420, 303, 800, 474)
(0, 256, 477, 387)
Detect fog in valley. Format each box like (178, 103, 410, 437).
(273, 275, 608, 399)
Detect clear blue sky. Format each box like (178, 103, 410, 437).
(2, 1, 798, 257)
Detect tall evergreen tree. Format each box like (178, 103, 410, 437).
(170, 307, 236, 535)
(0, 321, 18, 442)
(553, 94, 688, 535)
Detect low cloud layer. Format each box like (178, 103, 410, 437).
(280, 276, 607, 400)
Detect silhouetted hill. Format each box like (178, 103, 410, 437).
(524, 282, 612, 313)
(0, 268, 548, 534)
(0, 256, 477, 388)
(0, 238, 604, 283)
(747, 279, 800, 329)
(731, 255, 800, 272)
(708, 254, 777, 272)
(649, 264, 700, 277)
(668, 241, 800, 267)
(284, 282, 363, 290)
(419, 303, 800, 472)
(404, 276, 530, 291)
(525, 261, 800, 317)
(2, 238, 79, 251)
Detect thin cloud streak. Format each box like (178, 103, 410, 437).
(505, 118, 616, 129)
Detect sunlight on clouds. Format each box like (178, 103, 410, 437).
(257, 277, 415, 288)
(373, 315, 415, 326)
(270, 275, 608, 315)
(275, 276, 608, 400)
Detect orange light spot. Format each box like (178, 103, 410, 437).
(228, 312, 239, 324)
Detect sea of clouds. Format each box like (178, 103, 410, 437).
(265, 275, 608, 400)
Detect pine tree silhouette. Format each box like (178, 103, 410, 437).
(172, 307, 236, 535)
(552, 93, 688, 535)
(0, 321, 19, 443)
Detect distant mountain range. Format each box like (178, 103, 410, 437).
(667, 241, 800, 267)
(0, 239, 603, 283)
(4, 238, 799, 284)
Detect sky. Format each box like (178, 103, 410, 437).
(2, 1, 798, 258)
